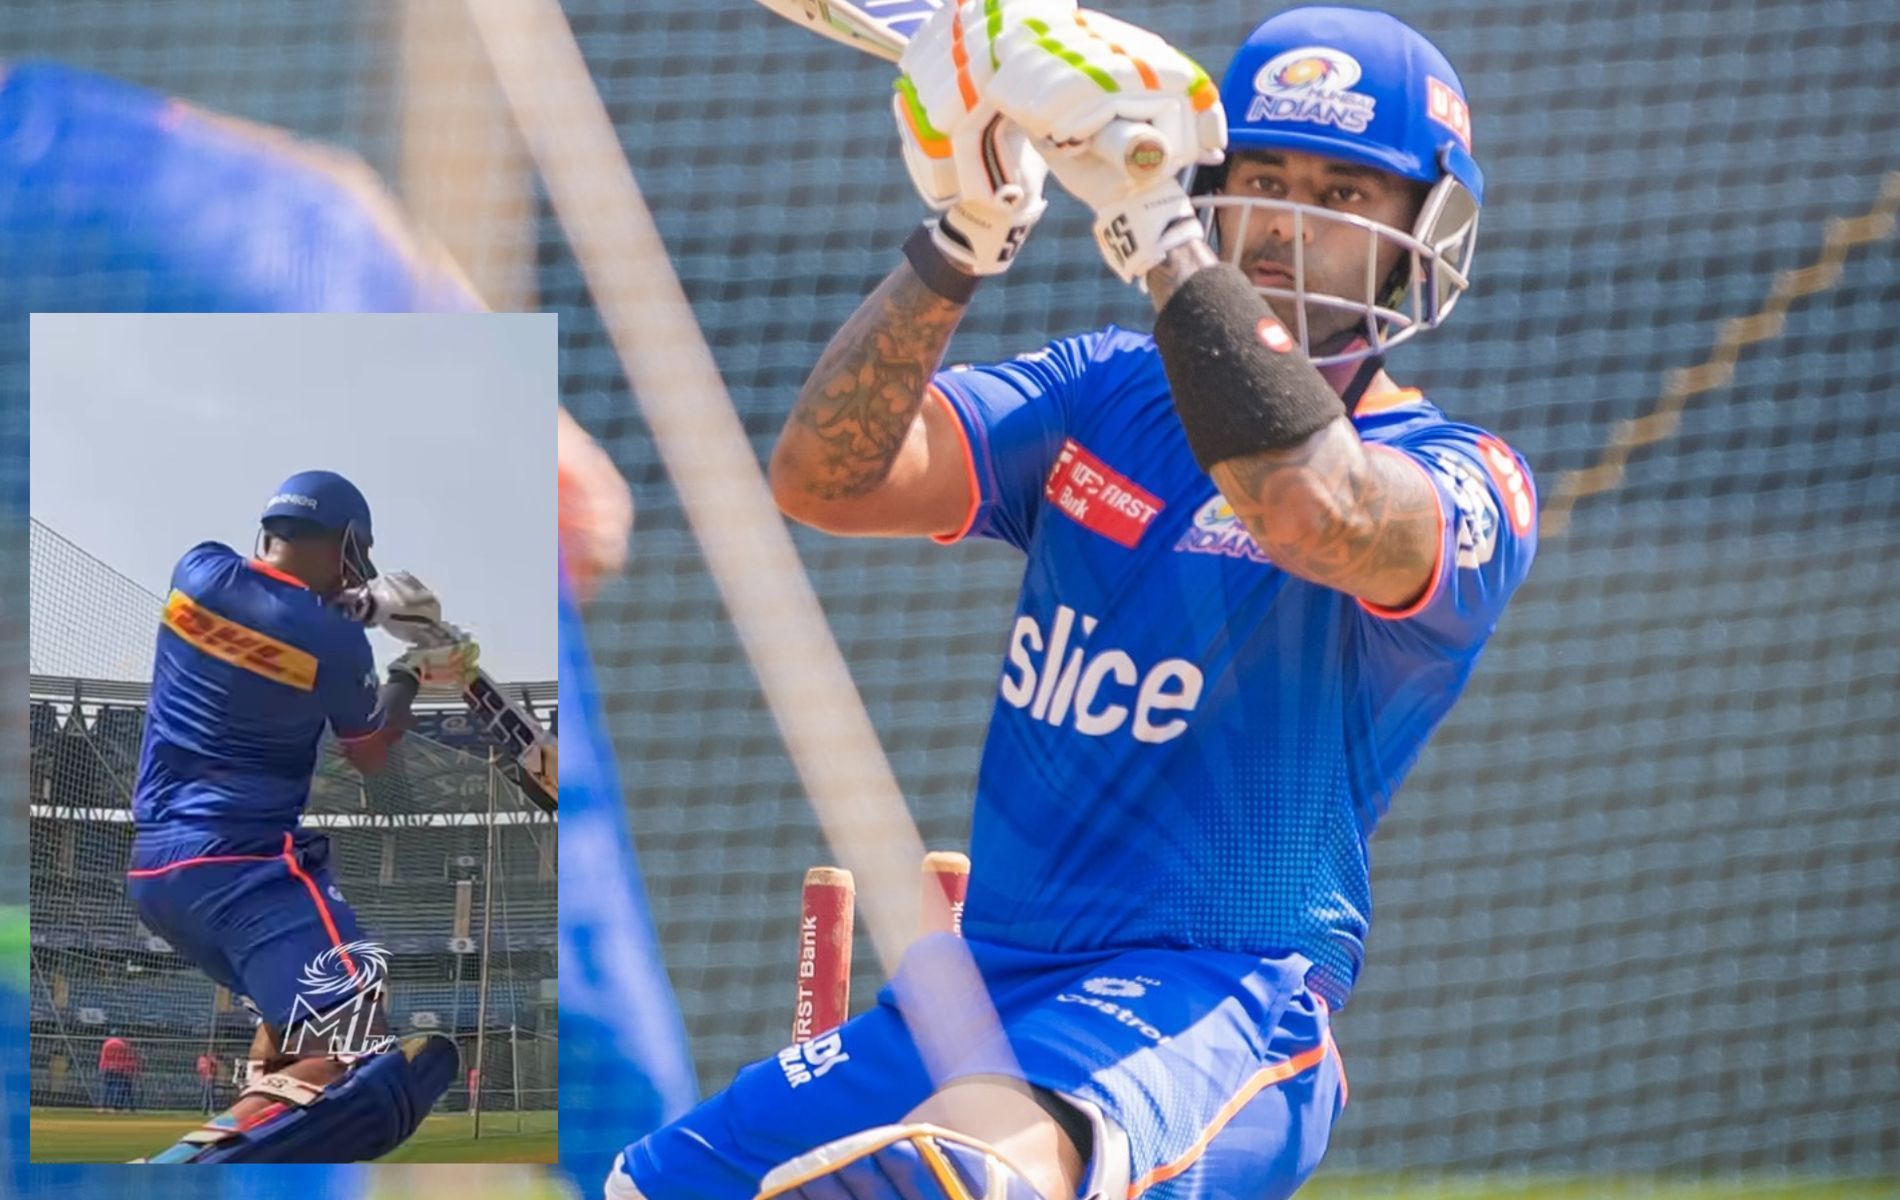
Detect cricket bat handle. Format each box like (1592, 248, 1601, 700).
(1088, 119, 1173, 182)
(385, 668, 422, 707)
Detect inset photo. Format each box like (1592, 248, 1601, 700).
(26, 313, 557, 1164)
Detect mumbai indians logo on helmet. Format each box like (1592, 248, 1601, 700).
(1175, 495, 1271, 565)
(1249, 46, 1377, 134)
(296, 939, 389, 998)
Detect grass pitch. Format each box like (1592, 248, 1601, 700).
(29, 1106, 556, 1164)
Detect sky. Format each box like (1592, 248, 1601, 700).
(29, 314, 556, 682)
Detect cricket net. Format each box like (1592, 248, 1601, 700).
(4, 0, 1898, 1191)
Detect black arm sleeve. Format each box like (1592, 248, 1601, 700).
(1152, 263, 1346, 473)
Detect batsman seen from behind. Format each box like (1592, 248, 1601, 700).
(125, 470, 480, 1163)
(613, 4, 1534, 1198)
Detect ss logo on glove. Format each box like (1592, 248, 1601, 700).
(997, 225, 1030, 265)
(1105, 215, 1139, 266)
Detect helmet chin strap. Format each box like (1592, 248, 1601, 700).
(1314, 332, 1387, 414)
(1311, 245, 1411, 404)
(1340, 353, 1387, 414)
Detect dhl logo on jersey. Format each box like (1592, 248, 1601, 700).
(164, 590, 318, 692)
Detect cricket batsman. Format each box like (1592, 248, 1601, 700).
(125, 470, 478, 1162)
(646, 2, 1535, 1192)
(621, 2, 1532, 1197)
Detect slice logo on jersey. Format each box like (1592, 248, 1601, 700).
(1475, 434, 1534, 536)
(1426, 77, 1473, 151)
(1175, 495, 1271, 565)
(164, 589, 318, 691)
(1043, 439, 1164, 549)
(1425, 449, 1500, 569)
(777, 1031, 849, 1088)
(999, 604, 1204, 744)
(1248, 46, 1377, 133)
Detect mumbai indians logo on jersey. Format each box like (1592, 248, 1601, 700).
(1175, 495, 1271, 565)
(1249, 46, 1377, 134)
(1427, 449, 1499, 569)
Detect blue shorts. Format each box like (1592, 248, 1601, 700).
(614, 936, 1347, 1200)
(126, 829, 370, 1033)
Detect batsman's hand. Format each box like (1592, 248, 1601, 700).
(559, 406, 632, 605)
(337, 572, 442, 632)
(982, 7, 1226, 284)
(894, 1, 1055, 277)
(390, 636, 480, 689)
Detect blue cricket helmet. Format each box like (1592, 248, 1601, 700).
(261, 470, 376, 582)
(1221, 6, 1482, 203)
(1192, 7, 1484, 364)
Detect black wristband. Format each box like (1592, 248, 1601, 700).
(903, 223, 981, 305)
(1153, 263, 1345, 472)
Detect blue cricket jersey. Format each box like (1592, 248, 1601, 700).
(932, 326, 1537, 1006)
(131, 544, 382, 854)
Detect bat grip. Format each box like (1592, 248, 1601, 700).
(1090, 118, 1172, 182)
(386, 669, 423, 707)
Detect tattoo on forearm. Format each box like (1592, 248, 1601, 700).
(1145, 237, 1219, 310)
(785, 263, 967, 501)
(1209, 421, 1439, 604)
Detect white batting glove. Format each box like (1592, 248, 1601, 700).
(893, 1, 1065, 276)
(337, 572, 441, 631)
(383, 612, 470, 652)
(983, 9, 1226, 283)
(391, 635, 480, 688)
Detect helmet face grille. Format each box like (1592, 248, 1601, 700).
(1202, 9, 1484, 364)
(1193, 176, 1478, 367)
(341, 523, 376, 584)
